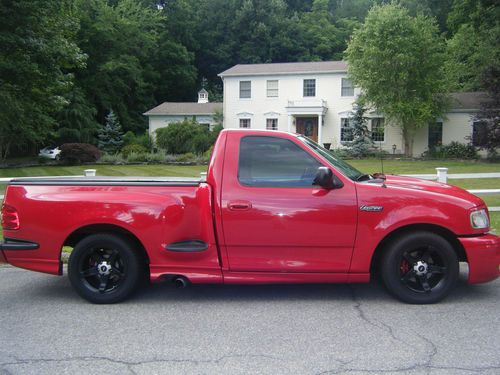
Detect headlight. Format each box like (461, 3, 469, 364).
(470, 209, 489, 229)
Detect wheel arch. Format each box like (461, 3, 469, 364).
(369, 223, 467, 276)
(62, 224, 150, 265)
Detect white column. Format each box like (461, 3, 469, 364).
(287, 114, 292, 133)
(318, 114, 323, 145)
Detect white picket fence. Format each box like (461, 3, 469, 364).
(1, 168, 499, 211)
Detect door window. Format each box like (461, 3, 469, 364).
(238, 136, 321, 187)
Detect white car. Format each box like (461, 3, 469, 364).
(38, 146, 61, 160)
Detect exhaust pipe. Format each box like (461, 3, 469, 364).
(173, 276, 189, 288)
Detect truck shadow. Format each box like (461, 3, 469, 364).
(134, 272, 497, 305)
(31, 268, 497, 305)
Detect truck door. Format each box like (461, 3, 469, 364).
(220, 133, 357, 273)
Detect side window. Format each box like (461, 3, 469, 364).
(238, 136, 322, 187)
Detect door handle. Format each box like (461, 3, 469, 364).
(227, 200, 252, 211)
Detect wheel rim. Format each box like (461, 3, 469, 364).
(399, 245, 448, 294)
(78, 247, 126, 294)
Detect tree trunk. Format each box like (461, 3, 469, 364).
(402, 128, 415, 157)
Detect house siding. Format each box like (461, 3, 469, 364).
(221, 69, 479, 157)
(222, 72, 404, 153)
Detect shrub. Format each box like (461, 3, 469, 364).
(100, 153, 125, 164)
(126, 152, 163, 163)
(425, 142, 478, 159)
(155, 119, 219, 154)
(121, 144, 148, 158)
(59, 143, 101, 164)
(145, 152, 165, 163)
(175, 152, 196, 162)
(123, 131, 152, 150)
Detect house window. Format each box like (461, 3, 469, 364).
(238, 136, 321, 187)
(472, 121, 488, 147)
(239, 118, 251, 128)
(303, 79, 316, 97)
(239, 81, 251, 99)
(371, 118, 385, 142)
(267, 80, 278, 97)
(340, 118, 353, 142)
(266, 118, 278, 130)
(428, 122, 442, 148)
(341, 78, 354, 96)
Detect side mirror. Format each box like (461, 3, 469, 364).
(313, 167, 344, 189)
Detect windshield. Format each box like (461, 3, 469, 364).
(298, 136, 364, 181)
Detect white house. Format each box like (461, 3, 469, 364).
(218, 61, 487, 156)
(144, 89, 222, 139)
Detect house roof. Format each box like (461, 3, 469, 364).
(449, 92, 488, 111)
(143, 102, 222, 116)
(218, 61, 348, 77)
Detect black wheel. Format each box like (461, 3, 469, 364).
(381, 232, 459, 304)
(68, 233, 143, 304)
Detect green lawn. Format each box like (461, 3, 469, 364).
(348, 159, 500, 174)
(0, 164, 207, 178)
(1, 161, 499, 235)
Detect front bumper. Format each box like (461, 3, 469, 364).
(459, 234, 500, 284)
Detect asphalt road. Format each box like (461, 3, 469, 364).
(0, 264, 499, 375)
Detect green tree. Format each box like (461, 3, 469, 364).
(475, 67, 500, 159)
(346, 3, 448, 156)
(74, 0, 164, 133)
(349, 97, 375, 158)
(444, 0, 500, 91)
(57, 87, 99, 144)
(0, 0, 84, 159)
(98, 110, 124, 153)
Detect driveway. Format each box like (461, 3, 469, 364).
(0, 265, 499, 375)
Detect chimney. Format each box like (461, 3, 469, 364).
(198, 88, 208, 104)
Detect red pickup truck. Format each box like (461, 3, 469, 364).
(1, 129, 499, 304)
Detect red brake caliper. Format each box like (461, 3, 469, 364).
(400, 259, 410, 275)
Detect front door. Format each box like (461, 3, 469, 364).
(296, 117, 318, 142)
(220, 132, 357, 273)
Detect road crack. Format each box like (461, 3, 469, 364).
(349, 285, 410, 347)
(0, 353, 283, 373)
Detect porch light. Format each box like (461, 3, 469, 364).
(392, 144, 397, 155)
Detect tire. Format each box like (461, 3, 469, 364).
(68, 233, 143, 304)
(381, 231, 459, 304)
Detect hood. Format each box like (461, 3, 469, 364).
(373, 175, 484, 208)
